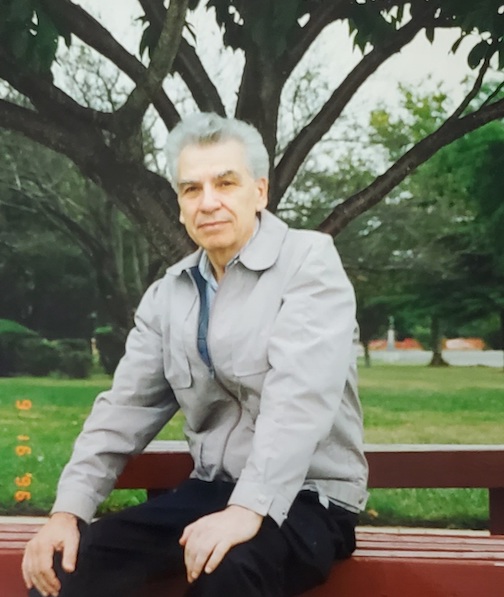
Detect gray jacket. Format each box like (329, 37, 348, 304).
(52, 211, 368, 525)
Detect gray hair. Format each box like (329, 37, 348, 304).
(165, 112, 270, 187)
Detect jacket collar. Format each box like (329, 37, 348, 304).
(166, 209, 288, 277)
(239, 209, 288, 271)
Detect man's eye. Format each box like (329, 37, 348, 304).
(218, 180, 234, 187)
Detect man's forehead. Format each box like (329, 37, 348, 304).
(177, 140, 250, 178)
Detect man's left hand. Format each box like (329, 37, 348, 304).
(179, 505, 263, 583)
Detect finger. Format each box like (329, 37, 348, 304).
(61, 534, 79, 573)
(179, 523, 194, 546)
(31, 546, 61, 596)
(34, 566, 60, 597)
(21, 552, 33, 589)
(204, 541, 230, 574)
(186, 542, 213, 583)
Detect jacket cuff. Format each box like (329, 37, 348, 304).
(227, 480, 292, 526)
(51, 490, 99, 524)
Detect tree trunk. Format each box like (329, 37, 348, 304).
(428, 314, 449, 367)
(500, 308, 504, 373)
(363, 341, 372, 368)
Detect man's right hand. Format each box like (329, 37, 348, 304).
(22, 512, 80, 597)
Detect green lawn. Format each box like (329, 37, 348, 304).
(1, 365, 502, 528)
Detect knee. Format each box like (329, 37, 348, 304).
(187, 545, 281, 597)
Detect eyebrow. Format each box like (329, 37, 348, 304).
(214, 169, 240, 180)
(178, 170, 241, 190)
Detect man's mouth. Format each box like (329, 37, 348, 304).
(197, 221, 229, 229)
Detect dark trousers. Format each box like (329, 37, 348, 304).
(30, 479, 357, 597)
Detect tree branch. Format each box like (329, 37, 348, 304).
(0, 99, 94, 158)
(115, 0, 189, 141)
(272, 16, 429, 209)
(480, 79, 504, 110)
(447, 46, 493, 122)
(318, 97, 504, 236)
(280, 1, 348, 80)
(0, 48, 113, 130)
(175, 38, 227, 115)
(139, 0, 226, 115)
(40, 0, 180, 129)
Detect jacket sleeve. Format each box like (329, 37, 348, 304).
(227, 234, 356, 525)
(51, 279, 179, 523)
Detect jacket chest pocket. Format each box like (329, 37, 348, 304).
(164, 350, 192, 389)
(163, 294, 196, 390)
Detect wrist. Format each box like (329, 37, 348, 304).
(50, 511, 78, 525)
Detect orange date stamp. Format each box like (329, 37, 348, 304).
(15, 399, 33, 502)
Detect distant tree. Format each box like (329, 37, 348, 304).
(0, 188, 98, 339)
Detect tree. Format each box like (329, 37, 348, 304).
(0, 183, 98, 340)
(0, 50, 170, 338)
(0, 0, 503, 268)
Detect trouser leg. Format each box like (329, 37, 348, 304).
(28, 479, 234, 597)
(28, 484, 357, 597)
(186, 490, 358, 597)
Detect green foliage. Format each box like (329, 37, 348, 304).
(348, 1, 398, 52)
(345, 1, 504, 72)
(0, 318, 38, 376)
(0, 0, 71, 73)
(0, 325, 92, 378)
(15, 336, 60, 376)
(94, 326, 125, 375)
(0, 318, 37, 336)
(57, 349, 92, 379)
(188, 0, 306, 59)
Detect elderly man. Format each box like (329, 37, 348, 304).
(23, 113, 368, 597)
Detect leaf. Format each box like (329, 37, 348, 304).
(499, 45, 504, 71)
(425, 27, 435, 44)
(467, 39, 490, 69)
(7, 0, 33, 25)
(451, 35, 465, 54)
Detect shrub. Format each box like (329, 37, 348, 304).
(15, 337, 60, 377)
(57, 349, 93, 379)
(0, 319, 38, 376)
(94, 326, 125, 375)
(56, 338, 91, 353)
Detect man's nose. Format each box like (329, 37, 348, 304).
(199, 184, 221, 211)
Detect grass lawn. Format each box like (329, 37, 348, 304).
(1, 365, 503, 529)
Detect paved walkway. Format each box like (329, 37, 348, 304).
(366, 349, 503, 368)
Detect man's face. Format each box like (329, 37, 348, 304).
(176, 140, 268, 260)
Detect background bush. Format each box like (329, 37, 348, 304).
(15, 337, 60, 377)
(0, 319, 39, 376)
(0, 321, 93, 378)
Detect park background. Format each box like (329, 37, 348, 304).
(1, 1, 503, 530)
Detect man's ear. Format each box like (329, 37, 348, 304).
(256, 177, 269, 211)
(179, 212, 185, 225)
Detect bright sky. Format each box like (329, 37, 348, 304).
(74, 0, 495, 153)
(77, 0, 480, 104)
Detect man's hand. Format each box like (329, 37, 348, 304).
(179, 505, 263, 583)
(22, 512, 80, 597)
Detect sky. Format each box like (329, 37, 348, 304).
(74, 0, 497, 152)
(76, 0, 480, 103)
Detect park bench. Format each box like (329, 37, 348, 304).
(2, 442, 504, 596)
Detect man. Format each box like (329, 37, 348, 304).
(22, 113, 368, 597)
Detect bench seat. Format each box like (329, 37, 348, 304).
(2, 523, 504, 597)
